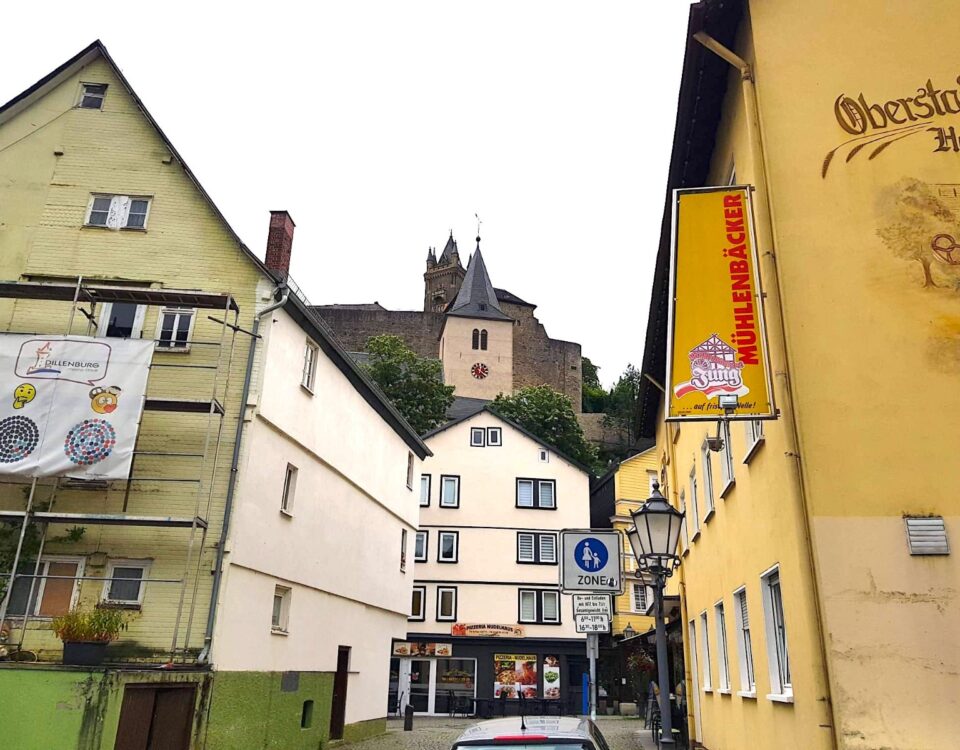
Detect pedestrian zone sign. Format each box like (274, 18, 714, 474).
(560, 530, 623, 594)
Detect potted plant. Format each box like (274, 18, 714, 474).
(52, 607, 129, 666)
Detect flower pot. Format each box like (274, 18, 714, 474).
(62, 641, 109, 666)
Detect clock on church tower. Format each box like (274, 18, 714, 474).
(471, 362, 489, 379)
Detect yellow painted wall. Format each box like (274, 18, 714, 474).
(658, 3, 960, 749)
(611, 449, 658, 636)
(0, 54, 265, 659)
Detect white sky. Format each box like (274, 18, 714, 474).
(1, 2, 690, 388)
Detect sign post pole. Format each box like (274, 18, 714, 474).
(587, 632, 598, 721)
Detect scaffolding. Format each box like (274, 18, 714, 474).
(0, 279, 242, 663)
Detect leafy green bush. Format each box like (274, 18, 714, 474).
(52, 607, 129, 643)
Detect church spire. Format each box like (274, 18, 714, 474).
(438, 231, 460, 267)
(448, 241, 510, 320)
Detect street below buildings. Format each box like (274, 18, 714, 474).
(348, 717, 656, 750)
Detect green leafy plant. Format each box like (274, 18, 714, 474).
(361, 335, 456, 434)
(52, 607, 129, 643)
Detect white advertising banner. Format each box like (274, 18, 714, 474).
(0, 334, 152, 480)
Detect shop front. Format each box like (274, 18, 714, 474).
(391, 631, 586, 716)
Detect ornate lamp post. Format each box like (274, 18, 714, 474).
(627, 482, 684, 746)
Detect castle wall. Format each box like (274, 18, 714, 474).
(501, 302, 583, 410)
(314, 309, 444, 359)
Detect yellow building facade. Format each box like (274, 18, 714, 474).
(637, 2, 960, 749)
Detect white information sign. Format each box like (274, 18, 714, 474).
(0, 334, 152, 480)
(573, 594, 612, 616)
(561, 530, 623, 594)
(575, 614, 611, 634)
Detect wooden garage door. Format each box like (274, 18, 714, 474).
(114, 684, 196, 750)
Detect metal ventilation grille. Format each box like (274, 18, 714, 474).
(905, 517, 950, 555)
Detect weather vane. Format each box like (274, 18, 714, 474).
(475, 212, 482, 238)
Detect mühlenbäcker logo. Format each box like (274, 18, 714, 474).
(673, 333, 750, 399)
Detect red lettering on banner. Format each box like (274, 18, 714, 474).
(722, 193, 760, 367)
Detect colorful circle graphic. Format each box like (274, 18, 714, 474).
(63, 419, 117, 466)
(0, 415, 40, 464)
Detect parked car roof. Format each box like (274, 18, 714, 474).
(453, 717, 602, 745)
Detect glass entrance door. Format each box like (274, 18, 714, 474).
(409, 659, 432, 713)
(434, 658, 477, 714)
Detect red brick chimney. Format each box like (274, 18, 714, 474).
(265, 210, 296, 279)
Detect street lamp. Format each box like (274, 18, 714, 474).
(622, 622, 636, 640)
(627, 482, 684, 746)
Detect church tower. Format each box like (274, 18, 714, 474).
(439, 238, 514, 400)
(423, 232, 466, 312)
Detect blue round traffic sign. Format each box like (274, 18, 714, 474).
(574, 538, 608, 572)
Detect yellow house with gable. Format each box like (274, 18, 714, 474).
(636, 2, 960, 749)
(0, 40, 429, 749)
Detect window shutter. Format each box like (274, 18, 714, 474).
(541, 592, 559, 621)
(539, 481, 555, 508)
(517, 480, 534, 507)
(905, 517, 949, 555)
(738, 591, 749, 629)
(520, 591, 536, 621)
(539, 534, 556, 563)
(518, 534, 535, 562)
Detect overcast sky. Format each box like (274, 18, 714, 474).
(2, 2, 690, 388)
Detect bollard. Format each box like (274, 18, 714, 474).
(403, 704, 414, 731)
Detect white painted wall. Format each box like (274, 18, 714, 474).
(213, 307, 423, 727)
(414, 411, 589, 641)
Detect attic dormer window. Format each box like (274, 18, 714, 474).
(479, 303, 487, 311)
(79, 83, 107, 110)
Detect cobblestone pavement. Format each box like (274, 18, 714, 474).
(348, 716, 654, 750)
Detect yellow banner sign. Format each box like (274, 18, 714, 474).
(667, 187, 775, 420)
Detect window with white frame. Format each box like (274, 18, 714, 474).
(700, 441, 715, 517)
(762, 568, 792, 697)
(744, 419, 764, 462)
(406, 453, 415, 490)
(700, 611, 712, 690)
(440, 475, 460, 508)
(438, 531, 459, 562)
(78, 82, 107, 109)
(410, 586, 426, 621)
(719, 422, 735, 493)
(518, 589, 560, 624)
(679, 491, 689, 549)
(538, 449, 549, 463)
(414, 531, 428, 562)
(689, 468, 701, 535)
(632, 583, 648, 613)
(715, 601, 731, 691)
(516, 479, 556, 509)
(280, 463, 298, 514)
(272, 585, 291, 633)
(437, 587, 457, 621)
(486, 427, 502, 446)
(688, 618, 700, 697)
(420, 474, 431, 507)
(6, 557, 83, 618)
(102, 560, 149, 606)
(98, 302, 145, 339)
(517, 532, 557, 564)
(85, 194, 151, 229)
(302, 340, 319, 391)
(156, 307, 195, 350)
(734, 587, 756, 693)
(470, 427, 486, 446)
(400, 528, 408, 572)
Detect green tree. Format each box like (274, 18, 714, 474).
(491, 385, 598, 472)
(603, 364, 643, 446)
(361, 335, 455, 435)
(581, 356, 607, 413)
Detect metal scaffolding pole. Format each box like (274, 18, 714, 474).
(0, 478, 39, 627)
(15, 480, 59, 650)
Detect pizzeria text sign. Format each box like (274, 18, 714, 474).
(666, 186, 775, 421)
